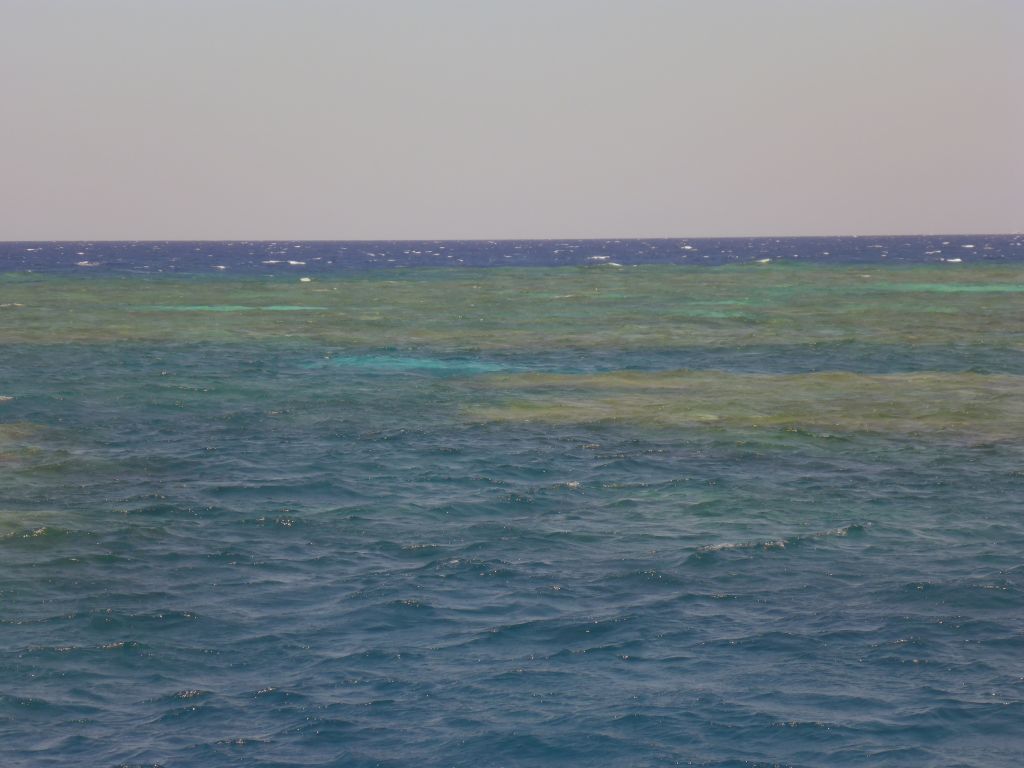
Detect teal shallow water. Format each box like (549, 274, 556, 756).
(2, 249, 1024, 766)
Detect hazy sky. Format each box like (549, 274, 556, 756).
(1, 0, 1021, 239)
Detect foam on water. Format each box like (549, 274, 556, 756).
(695, 524, 869, 554)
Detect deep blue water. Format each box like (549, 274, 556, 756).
(4, 234, 1021, 274)
(1, 238, 1023, 767)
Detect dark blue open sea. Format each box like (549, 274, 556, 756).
(2, 237, 1023, 767)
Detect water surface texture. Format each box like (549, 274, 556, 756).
(2, 238, 1023, 767)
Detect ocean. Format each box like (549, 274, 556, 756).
(1, 236, 1022, 766)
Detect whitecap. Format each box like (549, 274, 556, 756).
(697, 524, 865, 555)
(699, 539, 787, 553)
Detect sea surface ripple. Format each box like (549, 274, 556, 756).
(1, 238, 1023, 766)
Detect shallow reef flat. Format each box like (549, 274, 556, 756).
(467, 370, 1024, 440)
(1, 264, 1023, 348)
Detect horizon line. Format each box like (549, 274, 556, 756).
(1, 232, 1021, 244)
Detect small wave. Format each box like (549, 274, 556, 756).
(695, 523, 868, 555)
(174, 689, 208, 700)
(699, 538, 788, 553)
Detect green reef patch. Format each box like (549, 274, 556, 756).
(467, 370, 1024, 439)
(1, 265, 1022, 347)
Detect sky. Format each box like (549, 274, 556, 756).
(1, 0, 1021, 240)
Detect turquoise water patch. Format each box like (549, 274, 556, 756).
(875, 283, 1024, 293)
(262, 305, 329, 311)
(136, 305, 327, 312)
(675, 309, 752, 319)
(310, 354, 510, 374)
